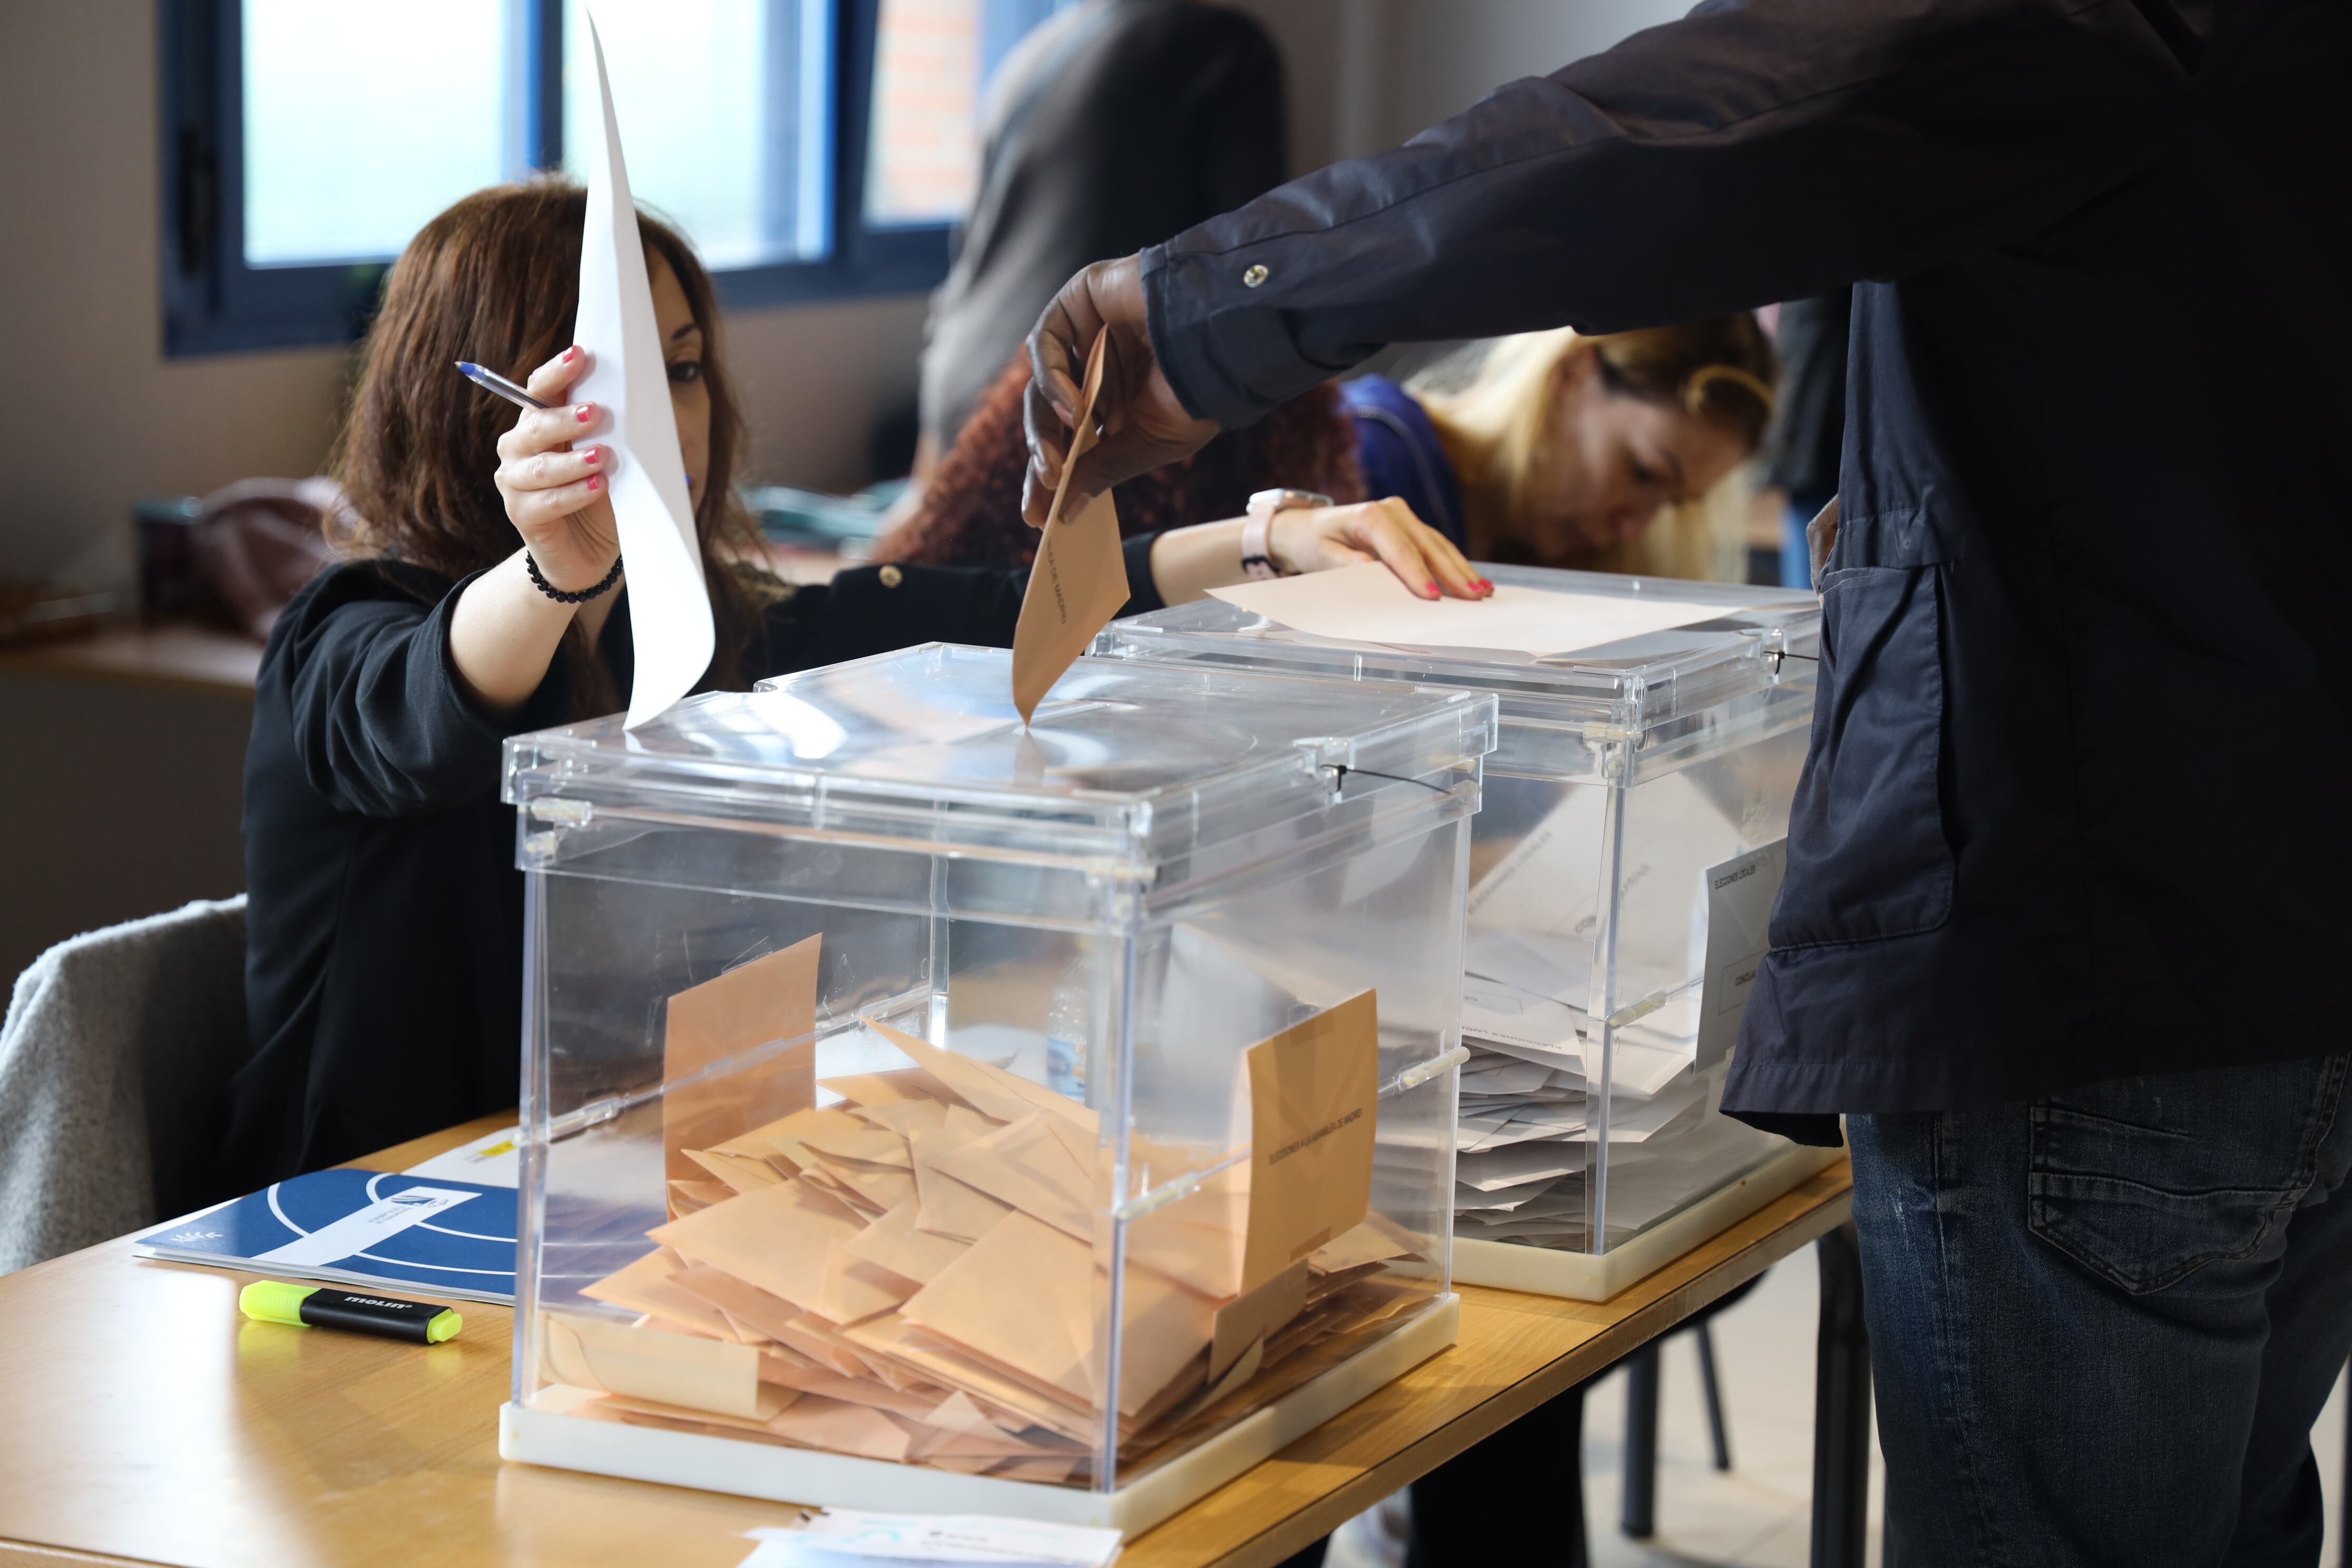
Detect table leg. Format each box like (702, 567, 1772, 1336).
(1622, 1344, 1660, 1538)
(1811, 1222, 1871, 1568)
(1696, 1319, 1734, 1471)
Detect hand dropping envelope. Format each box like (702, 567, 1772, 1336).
(574, 14, 714, 728)
(1012, 331, 1131, 723)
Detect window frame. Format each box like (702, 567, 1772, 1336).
(159, 0, 952, 357)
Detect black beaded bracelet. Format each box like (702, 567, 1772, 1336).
(524, 550, 623, 604)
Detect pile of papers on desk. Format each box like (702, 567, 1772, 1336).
(543, 1014, 1427, 1487)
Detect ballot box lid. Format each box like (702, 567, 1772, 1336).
(503, 642, 1495, 876)
(1093, 565, 1820, 733)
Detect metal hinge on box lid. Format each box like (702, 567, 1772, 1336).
(520, 796, 594, 866)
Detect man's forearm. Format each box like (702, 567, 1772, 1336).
(1141, 0, 2186, 427)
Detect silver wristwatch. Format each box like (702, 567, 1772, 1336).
(1241, 488, 1333, 580)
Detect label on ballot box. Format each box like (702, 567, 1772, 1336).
(1696, 838, 1786, 1071)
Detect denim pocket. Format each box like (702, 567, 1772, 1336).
(1769, 565, 1953, 948)
(2026, 1057, 2349, 1295)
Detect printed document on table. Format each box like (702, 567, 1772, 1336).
(1208, 561, 1748, 656)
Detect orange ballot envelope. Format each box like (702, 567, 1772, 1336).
(660, 934, 820, 1192)
(1011, 330, 1133, 723)
(552, 970, 1419, 1481)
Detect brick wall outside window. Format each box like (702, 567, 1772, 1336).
(867, 0, 981, 224)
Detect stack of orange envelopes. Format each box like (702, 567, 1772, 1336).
(542, 1013, 1433, 1486)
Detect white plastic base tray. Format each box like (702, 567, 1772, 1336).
(1454, 1144, 1840, 1300)
(502, 1294, 1459, 1533)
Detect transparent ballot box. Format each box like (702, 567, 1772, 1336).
(1094, 567, 1836, 1300)
(496, 644, 1495, 1528)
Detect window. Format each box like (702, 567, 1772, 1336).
(863, 0, 1062, 227)
(161, 0, 1071, 355)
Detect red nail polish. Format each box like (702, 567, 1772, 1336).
(585, 476, 601, 492)
(561, 346, 579, 363)
(582, 448, 601, 466)
(1425, 582, 1440, 595)
(575, 404, 594, 424)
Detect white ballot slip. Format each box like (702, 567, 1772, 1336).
(1207, 561, 1741, 656)
(575, 14, 714, 729)
(741, 1510, 1122, 1566)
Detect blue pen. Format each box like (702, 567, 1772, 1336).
(455, 360, 547, 410)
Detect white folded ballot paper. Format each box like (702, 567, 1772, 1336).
(1206, 560, 1738, 655)
(573, 13, 714, 729)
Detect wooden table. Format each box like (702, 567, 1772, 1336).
(0, 1118, 1856, 1568)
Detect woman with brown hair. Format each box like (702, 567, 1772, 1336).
(215, 181, 1477, 1195)
(879, 357, 1366, 570)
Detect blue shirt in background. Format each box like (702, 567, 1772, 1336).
(1339, 376, 1466, 549)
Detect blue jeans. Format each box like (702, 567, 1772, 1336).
(1849, 1055, 2352, 1567)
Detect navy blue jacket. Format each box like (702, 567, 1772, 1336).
(1138, 0, 2352, 1133)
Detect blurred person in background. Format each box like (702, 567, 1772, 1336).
(1344, 320, 1778, 583)
(884, 317, 1776, 582)
(914, 0, 1286, 471)
(878, 358, 1361, 568)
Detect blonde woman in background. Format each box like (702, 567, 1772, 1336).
(1340, 317, 1779, 583)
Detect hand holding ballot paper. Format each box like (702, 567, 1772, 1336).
(1012, 331, 1131, 722)
(574, 14, 714, 728)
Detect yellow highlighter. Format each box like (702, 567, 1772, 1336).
(240, 1280, 463, 1344)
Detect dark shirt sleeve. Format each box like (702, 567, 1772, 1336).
(1142, 0, 2192, 425)
(270, 564, 572, 819)
(754, 537, 1166, 678)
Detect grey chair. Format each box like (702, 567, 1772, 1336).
(0, 896, 248, 1273)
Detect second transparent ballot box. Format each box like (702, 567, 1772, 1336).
(1095, 567, 1835, 1299)
(496, 644, 1495, 1528)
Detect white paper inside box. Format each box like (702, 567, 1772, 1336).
(1094, 568, 1827, 1288)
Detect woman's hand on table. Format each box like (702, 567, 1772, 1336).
(1148, 497, 1493, 606)
(1270, 497, 1491, 601)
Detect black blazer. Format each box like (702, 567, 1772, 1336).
(1135, 0, 2352, 1134)
(217, 545, 1162, 1194)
